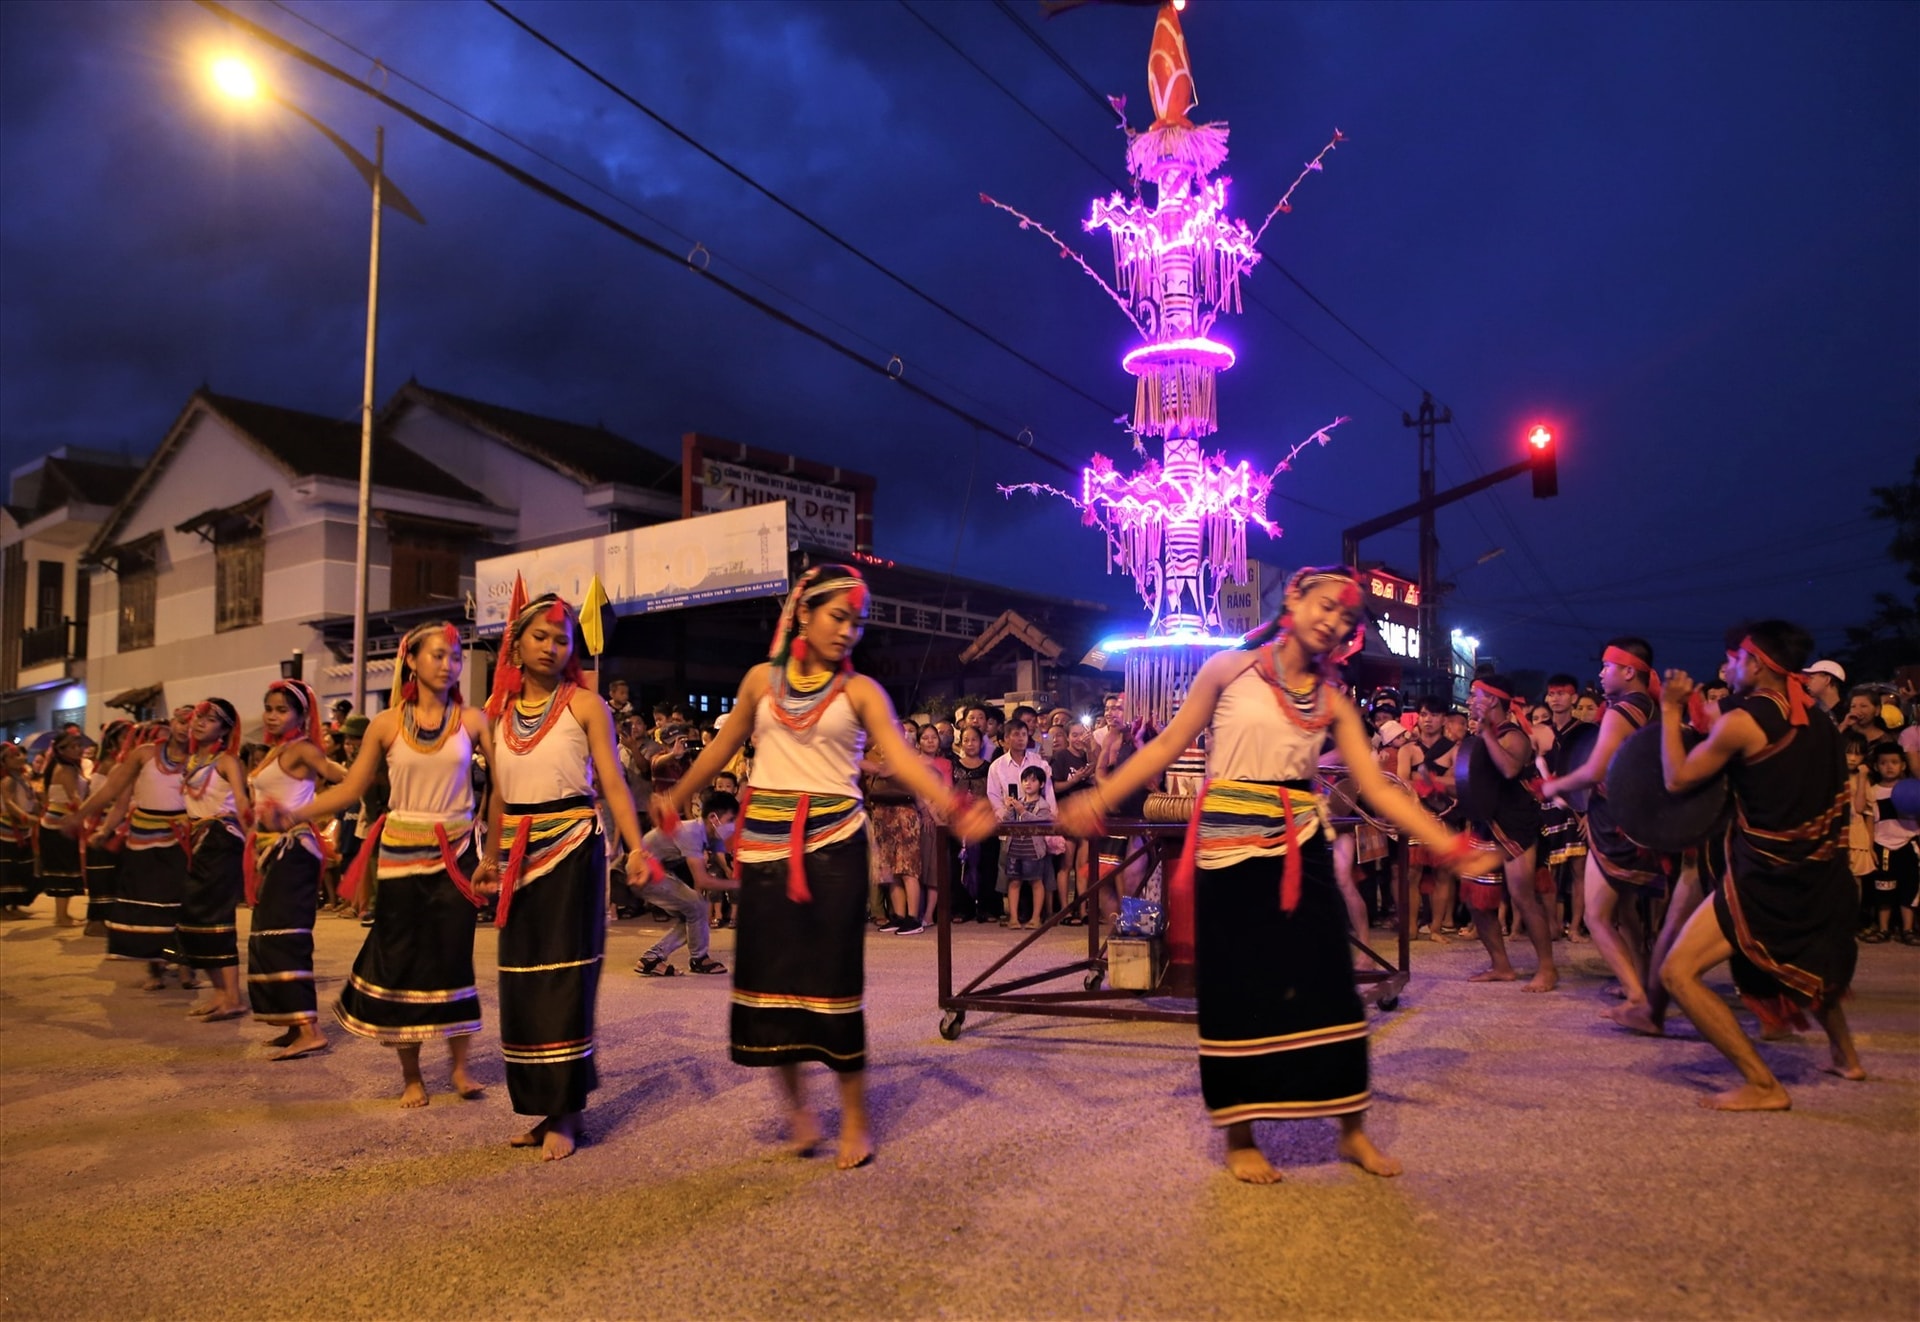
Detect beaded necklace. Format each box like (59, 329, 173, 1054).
(503, 683, 575, 755)
(1253, 642, 1336, 732)
(769, 659, 849, 734)
(401, 697, 460, 756)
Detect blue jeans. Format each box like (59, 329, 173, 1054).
(635, 876, 710, 962)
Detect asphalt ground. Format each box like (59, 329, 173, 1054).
(2, 904, 1916, 1320)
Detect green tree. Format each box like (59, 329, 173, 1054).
(1837, 453, 1920, 681)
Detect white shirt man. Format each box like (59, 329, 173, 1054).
(985, 719, 1055, 817)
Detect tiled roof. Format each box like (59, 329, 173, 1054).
(39, 456, 141, 510)
(392, 383, 678, 490)
(203, 393, 489, 504)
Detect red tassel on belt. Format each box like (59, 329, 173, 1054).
(337, 813, 385, 905)
(494, 816, 532, 930)
(1171, 779, 1208, 904)
(242, 830, 262, 906)
(1278, 791, 1303, 914)
(731, 787, 752, 883)
(435, 822, 483, 909)
(787, 792, 813, 903)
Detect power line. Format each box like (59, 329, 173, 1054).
(992, 0, 1112, 116)
(899, 2, 1120, 190)
(483, 0, 1127, 424)
(264, 1, 1031, 439)
(192, 0, 1080, 477)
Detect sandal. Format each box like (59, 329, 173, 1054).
(688, 956, 729, 975)
(1860, 930, 1889, 944)
(636, 956, 679, 976)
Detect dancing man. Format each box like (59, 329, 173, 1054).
(1457, 676, 1558, 991)
(1058, 565, 1497, 1184)
(657, 565, 994, 1170)
(477, 595, 648, 1160)
(1541, 641, 1675, 1023)
(1656, 621, 1862, 1109)
(275, 623, 491, 1105)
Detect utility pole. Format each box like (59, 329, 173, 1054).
(1403, 393, 1449, 697)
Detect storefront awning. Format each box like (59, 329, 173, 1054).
(104, 684, 163, 712)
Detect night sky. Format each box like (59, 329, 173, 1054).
(3, 0, 1914, 679)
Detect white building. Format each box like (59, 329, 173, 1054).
(1, 448, 142, 739)
(74, 386, 683, 738)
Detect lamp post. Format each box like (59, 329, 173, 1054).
(207, 57, 424, 715)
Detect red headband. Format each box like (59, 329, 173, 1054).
(1472, 679, 1533, 739)
(1739, 637, 1811, 726)
(1602, 645, 1664, 704)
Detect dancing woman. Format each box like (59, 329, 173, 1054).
(34, 731, 88, 926)
(270, 623, 492, 1104)
(1058, 566, 1497, 1185)
(177, 700, 252, 1019)
(656, 565, 994, 1170)
(475, 595, 647, 1160)
(0, 743, 41, 918)
(81, 720, 137, 937)
(246, 680, 344, 1060)
(70, 706, 194, 989)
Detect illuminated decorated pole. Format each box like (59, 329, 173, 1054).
(988, 0, 1346, 725)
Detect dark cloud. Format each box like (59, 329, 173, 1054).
(3, 0, 1914, 673)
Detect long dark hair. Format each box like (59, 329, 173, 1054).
(1239, 564, 1366, 678)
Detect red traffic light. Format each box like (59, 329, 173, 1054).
(1527, 423, 1558, 498)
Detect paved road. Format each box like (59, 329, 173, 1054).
(2, 908, 1915, 1320)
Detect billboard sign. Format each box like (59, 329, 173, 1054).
(475, 502, 789, 633)
(696, 457, 856, 554)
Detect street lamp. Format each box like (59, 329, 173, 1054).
(206, 54, 424, 715)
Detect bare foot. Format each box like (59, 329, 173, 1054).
(1336, 1130, 1404, 1178)
(269, 1028, 328, 1061)
(835, 1128, 874, 1171)
(1822, 1041, 1866, 1081)
(786, 1109, 822, 1158)
(541, 1114, 578, 1161)
(451, 1070, 486, 1100)
(1568, 928, 1588, 943)
(1426, 929, 1453, 946)
(1523, 967, 1559, 994)
(1224, 1145, 1283, 1185)
(1698, 1081, 1791, 1112)
(1606, 1002, 1664, 1036)
(264, 1026, 299, 1049)
(187, 999, 219, 1017)
(399, 1082, 430, 1109)
(54, 916, 78, 928)
(510, 1119, 550, 1149)
(1467, 967, 1519, 983)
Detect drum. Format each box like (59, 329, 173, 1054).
(1142, 792, 1196, 823)
(1556, 721, 1602, 813)
(1316, 772, 1405, 833)
(1607, 722, 1729, 852)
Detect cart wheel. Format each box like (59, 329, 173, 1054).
(1083, 970, 1104, 992)
(1378, 994, 1400, 1012)
(939, 1010, 966, 1040)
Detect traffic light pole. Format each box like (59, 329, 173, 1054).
(1340, 451, 1538, 688)
(1407, 394, 1449, 696)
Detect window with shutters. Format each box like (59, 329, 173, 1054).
(116, 535, 159, 652)
(388, 530, 462, 611)
(215, 528, 264, 632)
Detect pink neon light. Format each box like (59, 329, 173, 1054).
(1121, 337, 1235, 375)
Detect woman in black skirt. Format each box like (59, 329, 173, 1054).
(81, 720, 137, 937)
(475, 596, 647, 1160)
(177, 699, 252, 1020)
(1059, 566, 1495, 1184)
(658, 565, 994, 1170)
(34, 730, 88, 926)
(271, 623, 493, 1105)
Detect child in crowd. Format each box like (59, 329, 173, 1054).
(1861, 741, 1918, 945)
(1001, 766, 1052, 930)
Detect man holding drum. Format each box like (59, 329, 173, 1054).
(1654, 620, 1863, 1110)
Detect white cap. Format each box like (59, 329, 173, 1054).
(1803, 659, 1846, 683)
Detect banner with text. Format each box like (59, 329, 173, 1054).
(697, 457, 856, 554)
(476, 502, 789, 633)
